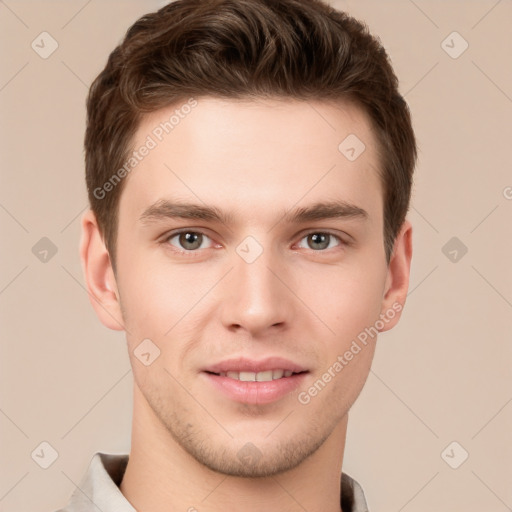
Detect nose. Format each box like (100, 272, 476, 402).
(219, 241, 294, 337)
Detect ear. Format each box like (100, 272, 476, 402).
(79, 209, 125, 331)
(379, 220, 413, 332)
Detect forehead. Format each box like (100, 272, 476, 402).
(119, 97, 382, 226)
(134, 96, 376, 154)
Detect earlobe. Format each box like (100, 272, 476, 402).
(379, 220, 413, 332)
(79, 209, 125, 331)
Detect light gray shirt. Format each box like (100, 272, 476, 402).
(56, 452, 370, 512)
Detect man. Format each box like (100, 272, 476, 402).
(59, 0, 416, 510)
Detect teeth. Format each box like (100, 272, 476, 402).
(256, 370, 273, 382)
(239, 371, 256, 382)
(218, 369, 297, 381)
(272, 369, 284, 379)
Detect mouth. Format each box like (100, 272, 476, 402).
(201, 357, 309, 405)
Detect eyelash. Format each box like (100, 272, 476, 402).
(161, 229, 347, 257)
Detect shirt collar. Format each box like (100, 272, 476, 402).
(59, 452, 369, 512)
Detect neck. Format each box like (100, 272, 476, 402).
(120, 384, 349, 512)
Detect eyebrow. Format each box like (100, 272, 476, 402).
(138, 199, 368, 226)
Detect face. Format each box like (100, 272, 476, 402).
(87, 97, 410, 478)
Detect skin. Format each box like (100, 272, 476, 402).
(80, 97, 412, 512)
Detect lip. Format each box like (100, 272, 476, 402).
(202, 371, 308, 405)
(203, 356, 307, 374)
(202, 357, 309, 405)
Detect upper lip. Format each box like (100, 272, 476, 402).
(203, 357, 308, 374)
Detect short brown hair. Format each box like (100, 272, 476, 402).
(85, 0, 416, 271)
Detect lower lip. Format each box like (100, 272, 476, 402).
(202, 372, 308, 405)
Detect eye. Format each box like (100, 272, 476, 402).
(296, 232, 342, 251)
(165, 230, 214, 251)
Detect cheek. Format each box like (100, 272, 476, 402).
(298, 270, 384, 412)
(299, 262, 387, 342)
(117, 250, 209, 334)
(116, 256, 222, 382)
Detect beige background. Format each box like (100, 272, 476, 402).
(1, 1, 511, 511)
